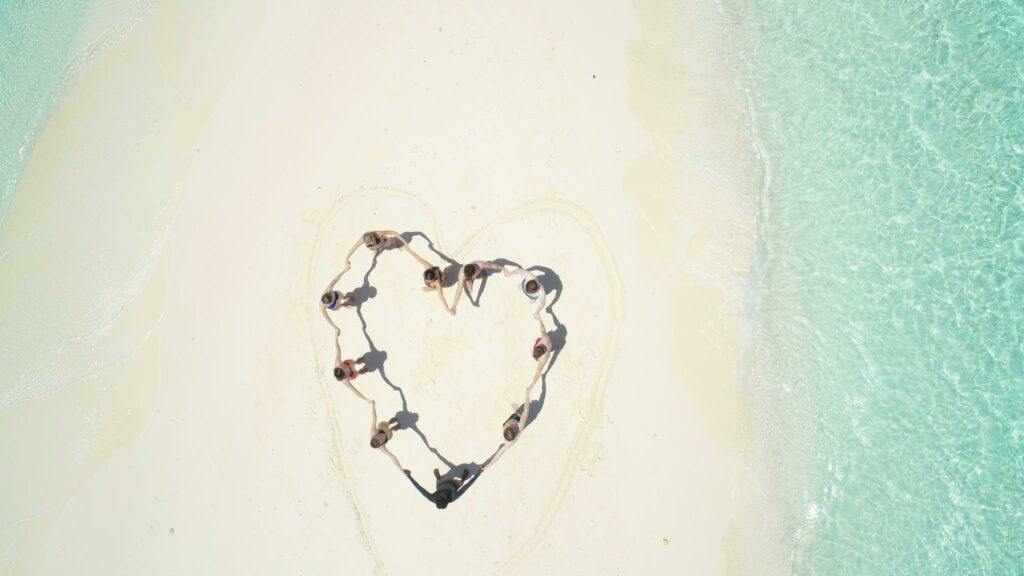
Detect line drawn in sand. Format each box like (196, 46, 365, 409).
(307, 187, 624, 574)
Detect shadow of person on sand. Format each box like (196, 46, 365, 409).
(340, 232, 567, 506)
(349, 239, 460, 470)
(401, 231, 461, 288)
(495, 262, 567, 425)
(460, 261, 506, 309)
(351, 253, 408, 410)
(529, 265, 567, 369)
(393, 410, 456, 468)
(404, 461, 494, 508)
(343, 284, 377, 307)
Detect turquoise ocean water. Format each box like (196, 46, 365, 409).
(0, 0, 95, 228)
(733, 0, 1023, 573)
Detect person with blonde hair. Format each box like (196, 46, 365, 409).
(320, 230, 410, 331)
(350, 230, 405, 257)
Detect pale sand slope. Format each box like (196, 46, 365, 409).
(1, 0, 758, 574)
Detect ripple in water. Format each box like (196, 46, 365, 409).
(730, 0, 1024, 573)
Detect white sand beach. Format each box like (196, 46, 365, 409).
(0, 0, 757, 574)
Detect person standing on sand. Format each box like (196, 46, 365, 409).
(401, 242, 454, 315)
(370, 401, 408, 474)
(482, 372, 542, 471)
(483, 319, 552, 471)
(348, 230, 406, 258)
(531, 319, 553, 363)
(450, 260, 504, 313)
(319, 261, 354, 333)
(331, 336, 371, 402)
(504, 266, 546, 319)
(321, 229, 401, 330)
(432, 466, 470, 509)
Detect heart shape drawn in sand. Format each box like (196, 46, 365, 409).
(307, 187, 623, 574)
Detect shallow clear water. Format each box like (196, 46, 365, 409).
(734, 0, 1024, 573)
(0, 0, 95, 228)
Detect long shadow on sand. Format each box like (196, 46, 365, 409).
(338, 231, 566, 507)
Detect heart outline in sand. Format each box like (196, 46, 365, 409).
(307, 187, 624, 574)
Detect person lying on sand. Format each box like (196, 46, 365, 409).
(504, 266, 546, 319)
(432, 466, 470, 510)
(450, 260, 504, 313)
(370, 401, 407, 474)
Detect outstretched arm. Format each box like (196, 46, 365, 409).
(531, 354, 548, 385)
(402, 241, 432, 268)
(482, 261, 503, 271)
(379, 445, 406, 474)
(450, 269, 467, 313)
(370, 401, 378, 437)
(434, 281, 454, 315)
(343, 381, 371, 403)
(532, 290, 547, 319)
(520, 370, 542, 432)
(335, 341, 371, 403)
(322, 264, 350, 296)
(483, 442, 513, 471)
(377, 230, 404, 242)
(519, 397, 532, 434)
(320, 303, 341, 333)
(344, 237, 365, 261)
(320, 263, 352, 331)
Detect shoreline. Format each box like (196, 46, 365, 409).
(716, 1, 790, 573)
(1, 1, 762, 573)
